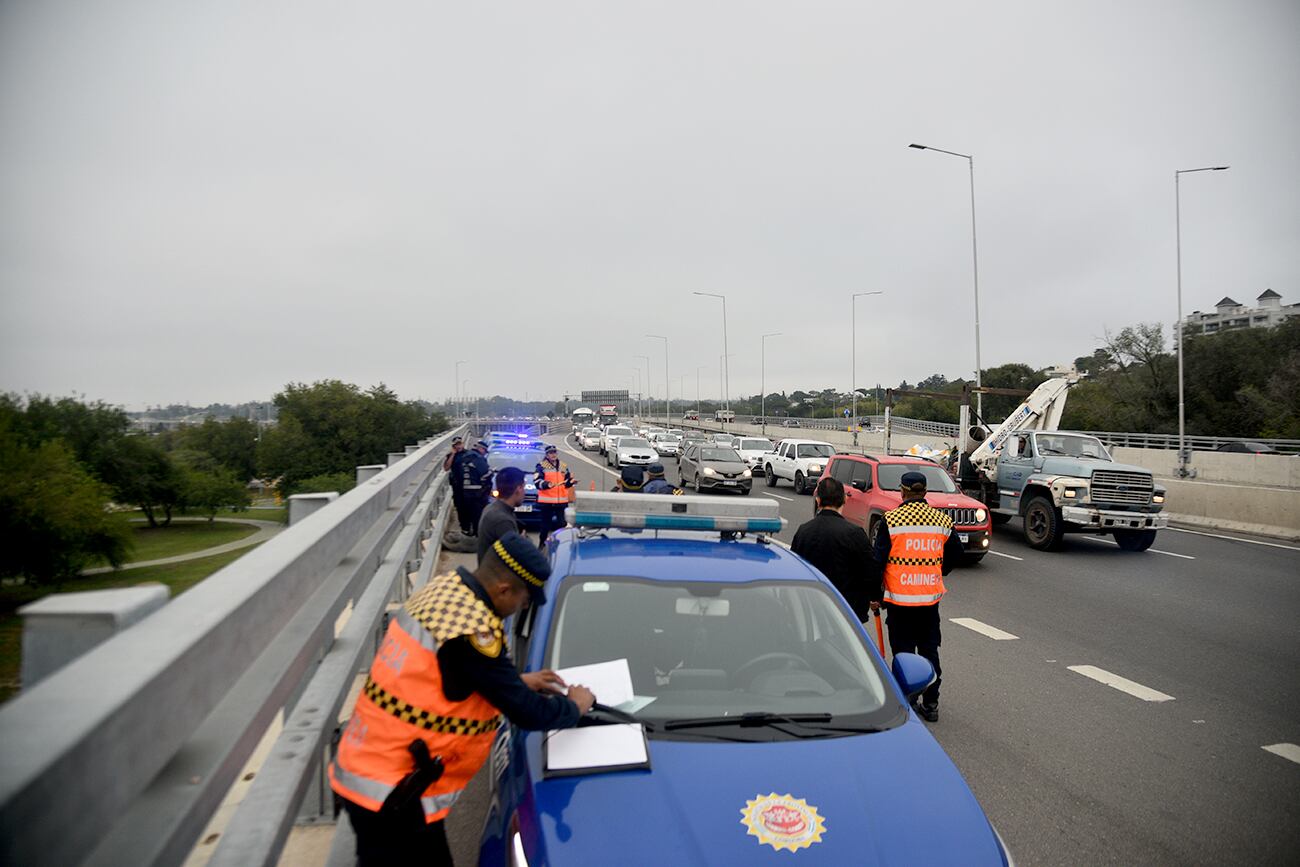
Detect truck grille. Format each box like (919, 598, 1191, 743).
(941, 507, 981, 526)
(1091, 470, 1154, 506)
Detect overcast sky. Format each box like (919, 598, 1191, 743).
(2, 1, 1297, 411)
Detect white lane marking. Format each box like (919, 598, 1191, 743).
(950, 618, 1020, 640)
(1067, 665, 1175, 702)
(558, 440, 619, 481)
(759, 490, 795, 502)
(1168, 527, 1300, 553)
(987, 550, 1025, 562)
(1262, 743, 1300, 765)
(1087, 538, 1196, 560)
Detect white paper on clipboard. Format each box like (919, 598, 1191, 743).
(554, 659, 634, 708)
(545, 723, 648, 772)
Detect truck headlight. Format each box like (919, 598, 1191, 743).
(975, 508, 987, 523)
(703, 467, 717, 476)
(1153, 493, 1165, 504)
(742, 469, 752, 478)
(1063, 487, 1087, 500)
(808, 463, 823, 473)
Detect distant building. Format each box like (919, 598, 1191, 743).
(1185, 290, 1299, 335)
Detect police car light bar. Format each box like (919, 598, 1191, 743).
(565, 491, 786, 533)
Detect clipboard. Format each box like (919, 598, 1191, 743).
(543, 723, 652, 778)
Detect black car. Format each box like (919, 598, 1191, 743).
(1215, 440, 1280, 455)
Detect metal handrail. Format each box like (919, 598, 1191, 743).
(0, 425, 467, 867)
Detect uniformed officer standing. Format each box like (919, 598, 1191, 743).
(442, 437, 471, 534)
(459, 440, 493, 535)
(533, 444, 574, 544)
(330, 532, 595, 866)
(477, 467, 526, 564)
(873, 470, 964, 722)
(642, 463, 682, 495)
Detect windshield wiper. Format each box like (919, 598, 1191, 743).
(584, 702, 656, 732)
(664, 712, 886, 737)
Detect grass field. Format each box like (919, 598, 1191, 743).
(0, 545, 261, 704)
(116, 520, 259, 563)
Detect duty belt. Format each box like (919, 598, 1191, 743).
(363, 678, 502, 735)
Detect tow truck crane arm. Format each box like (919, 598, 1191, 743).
(967, 367, 1081, 482)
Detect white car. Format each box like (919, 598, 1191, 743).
(667, 428, 684, 438)
(578, 427, 603, 451)
(609, 436, 657, 468)
(600, 425, 634, 456)
(710, 433, 737, 447)
(733, 436, 775, 470)
(650, 433, 681, 456)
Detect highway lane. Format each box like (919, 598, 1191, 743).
(551, 430, 1300, 864)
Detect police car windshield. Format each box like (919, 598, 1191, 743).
(488, 451, 545, 473)
(547, 579, 894, 738)
(876, 464, 957, 493)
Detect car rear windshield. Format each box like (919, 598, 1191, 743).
(875, 464, 957, 493)
(700, 448, 742, 462)
(739, 439, 772, 451)
(547, 578, 893, 734)
(795, 444, 833, 458)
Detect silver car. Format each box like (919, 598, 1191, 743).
(679, 444, 753, 494)
(651, 433, 681, 456)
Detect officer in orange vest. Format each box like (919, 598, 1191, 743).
(872, 470, 964, 722)
(533, 444, 574, 544)
(330, 531, 595, 865)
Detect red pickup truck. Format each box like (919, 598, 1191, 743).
(818, 453, 992, 565)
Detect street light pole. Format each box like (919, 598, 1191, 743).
(631, 367, 641, 420)
(851, 292, 883, 445)
(696, 366, 705, 417)
(761, 332, 781, 437)
(636, 354, 651, 424)
(910, 143, 983, 417)
(647, 335, 669, 427)
(454, 360, 467, 420)
(1174, 165, 1230, 477)
(694, 292, 730, 425)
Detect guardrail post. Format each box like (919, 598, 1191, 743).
(289, 492, 340, 525)
(356, 464, 386, 485)
(19, 585, 169, 688)
(387, 452, 406, 467)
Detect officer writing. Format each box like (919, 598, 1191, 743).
(330, 531, 595, 866)
(533, 444, 575, 544)
(873, 470, 963, 722)
(458, 439, 493, 536)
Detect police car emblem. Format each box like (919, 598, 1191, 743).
(740, 793, 826, 851)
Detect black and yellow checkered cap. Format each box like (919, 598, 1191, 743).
(492, 531, 552, 604)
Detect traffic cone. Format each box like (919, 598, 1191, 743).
(589, 481, 595, 491)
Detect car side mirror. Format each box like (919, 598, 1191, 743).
(851, 479, 867, 491)
(891, 652, 937, 701)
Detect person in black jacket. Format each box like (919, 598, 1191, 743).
(459, 440, 493, 535)
(791, 476, 880, 622)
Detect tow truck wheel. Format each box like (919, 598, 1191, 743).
(794, 472, 807, 495)
(1022, 495, 1065, 550)
(1113, 529, 1157, 551)
(765, 465, 777, 487)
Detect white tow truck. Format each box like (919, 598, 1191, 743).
(954, 369, 1169, 551)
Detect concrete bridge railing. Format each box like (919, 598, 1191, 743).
(0, 425, 467, 867)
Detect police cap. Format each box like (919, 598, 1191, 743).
(474, 439, 490, 450)
(900, 470, 928, 493)
(491, 531, 552, 605)
(620, 465, 645, 487)
(545, 444, 558, 454)
(647, 463, 666, 477)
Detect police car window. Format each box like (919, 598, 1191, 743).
(546, 579, 892, 737)
(829, 459, 854, 484)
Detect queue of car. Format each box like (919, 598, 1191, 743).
(477, 494, 1013, 866)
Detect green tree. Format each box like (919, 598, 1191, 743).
(182, 468, 251, 521)
(106, 436, 184, 527)
(288, 472, 357, 498)
(0, 434, 133, 584)
(176, 416, 259, 480)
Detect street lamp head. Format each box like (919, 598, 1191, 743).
(908, 143, 927, 150)
(1212, 166, 1230, 171)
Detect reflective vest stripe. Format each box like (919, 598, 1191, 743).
(891, 524, 950, 536)
(363, 677, 502, 735)
(327, 764, 465, 820)
(883, 589, 945, 604)
(394, 608, 438, 652)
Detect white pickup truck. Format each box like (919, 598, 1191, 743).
(762, 439, 835, 495)
(599, 425, 634, 457)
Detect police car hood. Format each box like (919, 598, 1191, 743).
(527, 720, 1004, 865)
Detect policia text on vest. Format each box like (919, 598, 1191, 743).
(329, 534, 594, 866)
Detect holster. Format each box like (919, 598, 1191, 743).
(379, 739, 445, 816)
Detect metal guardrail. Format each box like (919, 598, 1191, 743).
(1079, 430, 1300, 455)
(0, 425, 467, 867)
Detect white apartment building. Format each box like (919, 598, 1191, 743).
(1185, 289, 1298, 335)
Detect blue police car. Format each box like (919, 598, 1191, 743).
(486, 438, 548, 530)
(479, 493, 1013, 865)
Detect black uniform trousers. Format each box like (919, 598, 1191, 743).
(343, 798, 453, 866)
(886, 603, 942, 707)
(452, 489, 471, 534)
(536, 502, 566, 543)
(459, 491, 487, 535)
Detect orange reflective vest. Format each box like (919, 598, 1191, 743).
(881, 500, 954, 606)
(534, 458, 572, 505)
(329, 572, 504, 823)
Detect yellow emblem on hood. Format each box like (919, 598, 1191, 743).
(740, 792, 826, 852)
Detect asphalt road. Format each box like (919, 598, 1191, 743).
(542, 431, 1300, 865)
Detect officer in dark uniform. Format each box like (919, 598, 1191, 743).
(873, 470, 964, 722)
(443, 437, 471, 533)
(330, 531, 595, 866)
(612, 465, 646, 492)
(459, 440, 492, 535)
(642, 463, 682, 495)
